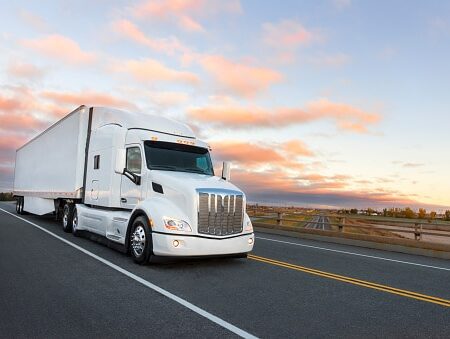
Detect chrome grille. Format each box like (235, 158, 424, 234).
(197, 190, 244, 236)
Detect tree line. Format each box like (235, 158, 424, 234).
(0, 192, 14, 201)
(339, 207, 450, 221)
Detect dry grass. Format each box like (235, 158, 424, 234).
(342, 218, 405, 238)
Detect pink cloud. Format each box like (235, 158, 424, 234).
(210, 140, 313, 174)
(19, 10, 50, 32)
(0, 134, 28, 151)
(0, 113, 45, 131)
(6, 61, 44, 79)
(0, 95, 24, 113)
(263, 19, 317, 48)
(129, 0, 242, 32)
(21, 34, 96, 64)
(112, 58, 199, 85)
(0, 87, 48, 131)
(282, 140, 314, 157)
(188, 98, 380, 133)
(212, 141, 285, 165)
(179, 15, 205, 32)
(262, 19, 325, 64)
(131, 0, 205, 18)
(197, 55, 282, 97)
(41, 90, 138, 114)
(111, 19, 188, 54)
(147, 91, 189, 107)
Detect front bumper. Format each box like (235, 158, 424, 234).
(152, 232, 254, 256)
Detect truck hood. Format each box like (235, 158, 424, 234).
(149, 170, 244, 194)
(146, 170, 246, 229)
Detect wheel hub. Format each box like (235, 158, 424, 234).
(72, 213, 77, 231)
(63, 207, 68, 227)
(131, 225, 146, 256)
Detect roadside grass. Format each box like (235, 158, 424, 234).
(342, 218, 405, 238)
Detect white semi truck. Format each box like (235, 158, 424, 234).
(13, 106, 254, 264)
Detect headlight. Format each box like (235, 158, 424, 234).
(163, 217, 192, 232)
(245, 219, 253, 232)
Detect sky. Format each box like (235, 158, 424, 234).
(1, 0, 450, 211)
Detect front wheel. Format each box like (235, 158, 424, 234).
(72, 207, 80, 237)
(62, 203, 74, 233)
(129, 216, 153, 264)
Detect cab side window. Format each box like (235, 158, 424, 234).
(126, 147, 142, 174)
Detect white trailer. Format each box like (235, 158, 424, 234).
(14, 106, 254, 264)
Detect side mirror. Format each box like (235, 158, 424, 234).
(123, 168, 141, 186)
(114, 149, 126, 174)
(222, 161, 231, 181)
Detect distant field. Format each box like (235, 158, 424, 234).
(340, 214, 450, 226)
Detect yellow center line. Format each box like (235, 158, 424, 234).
(248, 254, 450, 307)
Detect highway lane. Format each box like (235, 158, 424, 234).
(305, 215, 332, 230)
(1, 201, 449, 338)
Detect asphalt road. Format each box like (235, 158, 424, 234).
(1, 201, 449, 338)
(305, 215, 332, 230)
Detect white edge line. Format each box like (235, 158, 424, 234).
(256, 235, 450, 272)
(0, 208, 258, 339)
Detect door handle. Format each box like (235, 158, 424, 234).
(121, 198, 127, 203)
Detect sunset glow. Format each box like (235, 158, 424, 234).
(1, 0, 450, 210)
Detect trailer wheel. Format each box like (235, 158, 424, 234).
(129, 216, 153, 264)
(62, 203, 74, 233)
(17, 197, 25, 215)
(72, 207, 80, 237)
(15, 198, 21, 214)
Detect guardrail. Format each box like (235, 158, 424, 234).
(247, 209, 450, 243)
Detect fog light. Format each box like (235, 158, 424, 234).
(248, 238, 254, 245)
(173, 240, 180, 247)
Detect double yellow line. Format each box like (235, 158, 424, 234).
(248, 254, 450, 307)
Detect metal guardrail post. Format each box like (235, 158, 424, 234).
(414, 223, 422, 241)
(338, 217, 345, 232)
(277, 212, 283, 226)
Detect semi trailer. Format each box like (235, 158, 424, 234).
(13, 105, 254, 264)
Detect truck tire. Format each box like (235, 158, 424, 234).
(129, 216, 153, 264)
(16, 198, 21, 214)
(62, 203, 74, 233)
(72, 207, 80, 237)
(17, 197, 25, 215)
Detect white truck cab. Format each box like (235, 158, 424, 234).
(13, 106, 254, 264)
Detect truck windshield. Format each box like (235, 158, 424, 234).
(144, 141, 214, 176)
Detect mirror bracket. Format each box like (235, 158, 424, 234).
(123, 168, 141, 185)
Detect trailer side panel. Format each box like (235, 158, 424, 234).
(13, 106, 89, 199)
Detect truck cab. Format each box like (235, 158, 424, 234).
(74, 107, 254, 263)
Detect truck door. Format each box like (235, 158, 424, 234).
(120, 145, 143, 209)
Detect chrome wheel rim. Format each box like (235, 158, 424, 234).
(63, 206, 69, 228)
(72, 211, 78, 232)
(131, 225, 146, 257)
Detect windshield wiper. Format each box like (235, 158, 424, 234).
(150, 165, 178, 171)
(184, 168, 210, 175)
